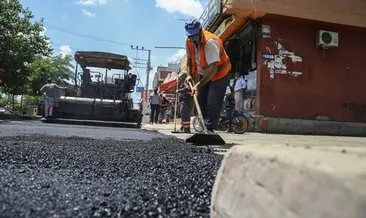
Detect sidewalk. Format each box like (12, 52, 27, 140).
(142, 116, 366, 137)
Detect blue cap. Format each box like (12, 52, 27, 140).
(185, 18, 202, 36)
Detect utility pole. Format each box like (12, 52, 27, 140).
(145, 50, 151, 101)
(131, 46, 152, 101)
(132, 58, 148, 69)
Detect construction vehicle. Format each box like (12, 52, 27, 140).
(39, 51, 142, 128)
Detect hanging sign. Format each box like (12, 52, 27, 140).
(261, 54, 275, 60)
(136, 86, 144, 93)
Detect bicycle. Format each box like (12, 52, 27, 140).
(193, 109, 251, 134)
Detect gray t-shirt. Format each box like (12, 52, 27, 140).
(40, 83, 63, 98)
(150, 93, 161, 105)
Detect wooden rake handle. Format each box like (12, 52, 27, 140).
(188, 80, 208, 133)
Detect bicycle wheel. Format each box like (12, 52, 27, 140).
(231, 115, 249, 134)
(192, 115, 204, 133)
(216, 118, 229, 131)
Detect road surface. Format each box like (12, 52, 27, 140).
(0, 120, 222, 217)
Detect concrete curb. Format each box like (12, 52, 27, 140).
(0, 113, 22, 120)
(211, 145, 366, 218)
(258, 118, 366, 136)
(0, 119, 11, 124)
(0, 113, 38, 121)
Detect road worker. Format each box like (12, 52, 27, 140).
(184, 18, 232, 133)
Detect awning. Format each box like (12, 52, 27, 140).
(159, 72, 188, 92)
(159, 79, 177, 92)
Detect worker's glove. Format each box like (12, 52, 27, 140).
(191, 84, 199, 96)
(185, 75, 192, 83)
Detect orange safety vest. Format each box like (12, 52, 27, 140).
(186, 30, 231, 81)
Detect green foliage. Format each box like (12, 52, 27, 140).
(19, 95, 41, 113)
(0, 97, 8, 107)
(27, 55, 74, 96)
(0, 0, 52, 94)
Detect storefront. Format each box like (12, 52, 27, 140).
(199, 0, 366, 123)
(224, 20, 259, 113)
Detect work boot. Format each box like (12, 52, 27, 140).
(183, 127, 191, 133)
(205, 129, 216, 135)
(179, 127, 191, 133)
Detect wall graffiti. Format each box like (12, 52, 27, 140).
(342, 102, 366, 121)
(262, 41, 303, 79)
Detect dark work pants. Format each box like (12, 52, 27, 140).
(180, 96, 193, 123)
(150, 104, 160, 123)
(198, 75, 229, 131)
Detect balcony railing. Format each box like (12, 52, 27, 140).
(198, 0, 222, 29)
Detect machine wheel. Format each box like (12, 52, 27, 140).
(192, 115, 204, 133)
(231, 115, 249, 134)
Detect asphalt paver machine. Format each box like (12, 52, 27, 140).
(40, 51, 142, 128)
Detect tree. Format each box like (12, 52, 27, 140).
(27, 55, 74, 96)
(0, 0, 52, 95)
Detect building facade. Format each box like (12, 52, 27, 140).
(152, 66, 169, 89)
(198, 0, 366, 123)
(151, 66, 176, 102)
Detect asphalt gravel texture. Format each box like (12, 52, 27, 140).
(0, 134, 223, 218)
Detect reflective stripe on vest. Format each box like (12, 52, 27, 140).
(186, 30, 231, 81)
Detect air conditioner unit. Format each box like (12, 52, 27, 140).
(316, 30, 339, 47)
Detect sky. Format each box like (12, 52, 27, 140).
(19, 0, 209, 102)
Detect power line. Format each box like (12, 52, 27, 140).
(51, 42, 77, 52)
(45, 23, 144, 71)
(44, 25, 148, 84)
(43, 22, 133, 47)
(155, 46, 185, 49)
(50, 42, 144, 78)
(49, 41, 146, 101)
(42, 23, 156, 76)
